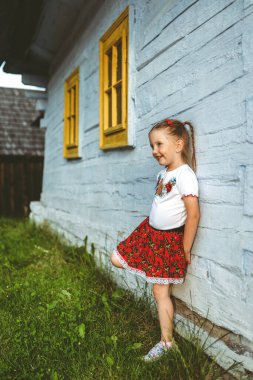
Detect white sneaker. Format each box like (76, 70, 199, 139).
(142, 341, 172, 362)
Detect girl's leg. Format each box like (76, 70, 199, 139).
(110, 251, 124, 268)
(152, 283, 174, 343)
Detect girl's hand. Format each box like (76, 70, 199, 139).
(184, 250, 191, 264)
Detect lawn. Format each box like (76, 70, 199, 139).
(0, 217, 237, 380)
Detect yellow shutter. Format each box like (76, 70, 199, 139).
(63, 67, 79, 158)
(99, 7, 128, 149)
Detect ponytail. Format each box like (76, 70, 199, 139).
(183, 121, 197, 172)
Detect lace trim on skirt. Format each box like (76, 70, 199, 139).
(112, 249, 185, 285)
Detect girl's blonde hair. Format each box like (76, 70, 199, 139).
(148, 118, 197, 172)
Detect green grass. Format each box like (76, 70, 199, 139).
(0, 217, 238, 380)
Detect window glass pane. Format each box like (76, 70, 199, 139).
(68, 89, 71, 116)
(70, 117, 73, 144)
(72, 86, 76, 116)
(107, 90, 112, 127)
(68, 117, 71, 143)
(106, 47, 112, 87)
(73, 115, 76, 143)
(116, 39, 122, 81)
(116, 84, 122, 125)
(68, 89, 71, 143)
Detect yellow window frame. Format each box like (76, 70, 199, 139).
(63, 67, 79, 159)
(99, 7, 128, 150)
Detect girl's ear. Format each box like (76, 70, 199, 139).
(175, 138, 184, 152)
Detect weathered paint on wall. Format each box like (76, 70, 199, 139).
(30, 0, 253, 375)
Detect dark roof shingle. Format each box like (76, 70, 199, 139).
(0, 86, 46, 156)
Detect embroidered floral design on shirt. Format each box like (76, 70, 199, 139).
(155, 176, 176, 197)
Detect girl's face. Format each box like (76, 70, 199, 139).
(149, 129, 182, 166)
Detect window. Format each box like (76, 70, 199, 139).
(63, 67, 79, 158)
(99, 7, 128, 149)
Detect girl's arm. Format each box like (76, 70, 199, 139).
(182, 196, 201, 264)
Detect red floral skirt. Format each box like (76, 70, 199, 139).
(112, 216, 187, 284)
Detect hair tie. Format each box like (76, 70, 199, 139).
(183, 122, 190, 130)
(165, 118, 174, 126)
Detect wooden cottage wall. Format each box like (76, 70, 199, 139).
(0, 156, 43, 217)
(30, 0, 253, 372)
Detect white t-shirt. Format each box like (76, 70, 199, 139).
(149, 163, 199, 230)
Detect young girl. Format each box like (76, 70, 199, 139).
(110, 118, 200, 361)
